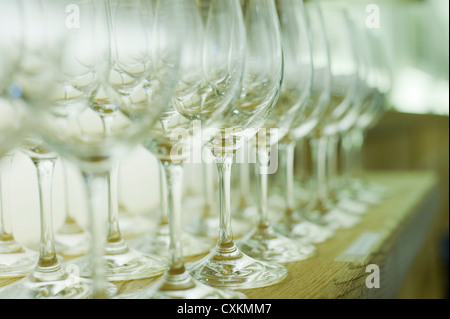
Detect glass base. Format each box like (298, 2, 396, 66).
(0, 269, 93, 299)
(273, 214, 334, 244)
(0, 240, 38, 279)
(237, 225, 316, 263)
(71, 246, 167, 281)
(129, 224, 214, 258)
(187, 243, 287, 289)
(117, 270, 247, 299)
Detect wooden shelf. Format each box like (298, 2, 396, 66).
(0, 170, 441, 298)
(113, 170, 440, 298)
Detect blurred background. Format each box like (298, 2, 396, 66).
(360, 0, 449, 299)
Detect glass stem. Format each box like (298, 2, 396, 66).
(105, 163, 126, 252)
(81, 169, 109, 298)
(0, 154, 15, 244)
(32, 157, 60, 274)
(215, 153, 235, 252)
(284, 141, 296, 214)
(157, 161, 168, 227)
(326, 134, 339, 200)
(161, 161, 185, 276)
(310, 136, 329, 202)
(256, 148, 270, 230)
(202, 162, 214, 218)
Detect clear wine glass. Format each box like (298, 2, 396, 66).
(299, 1, 363, 231)
(187, 0, 288, 289)
(0, 0, 39, 280)
(118, 0, 248, 299)
(183, 160, 252, 240)
(68, 0, 174, 282)
(235, 0, 317, 263)
(335, 8, 393, 206)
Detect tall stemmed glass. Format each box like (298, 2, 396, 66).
(69, 0, 171, 282)
(300, 1, 363, 231)
(54, 159, 90, 258)
(188, 0, 288, 289)
(122, 0, 248, 299)
(6, 0, 182, 298)
(236, 0, 316, 263)
(0, 0, 38, 280)
(0, 0, 96, 298)
(273, 0, 334, 243)
(335, 19, 392, 205)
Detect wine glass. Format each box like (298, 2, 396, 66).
(0, 0, 99, 298)
(272, 0, 335, 243)
(118, 0, 248, 299)
(298, 1, 363, 231)
(182, 160, 253, 240)
(335, 9, 392, 206)
(67, 0, 177, 282)
(187, 0, 288, 289)
(235, 0, 317, 263)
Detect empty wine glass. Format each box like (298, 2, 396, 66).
(334, 8, 392, 206)
(235, 0, 317, 263)
(187, 0, 288, 289)
(272, 0, 334, 243)
(299, 1, 363, 231)
(68, 0, 175, 282)
(2, 0, 184, 298)
(118, 0, 248, 299)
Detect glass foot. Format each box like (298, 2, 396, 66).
(129, 224, 214, 258)
(306, 208, 361, 230)
(237, 225, 316, 263)
(187, 243, 287, 289)
(0, 269, 93, 299)
(117, 270, 247, 299)
(71, 246, 167, 281)
(0, 240, 38, 279)
(273, 215, 334, 244)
